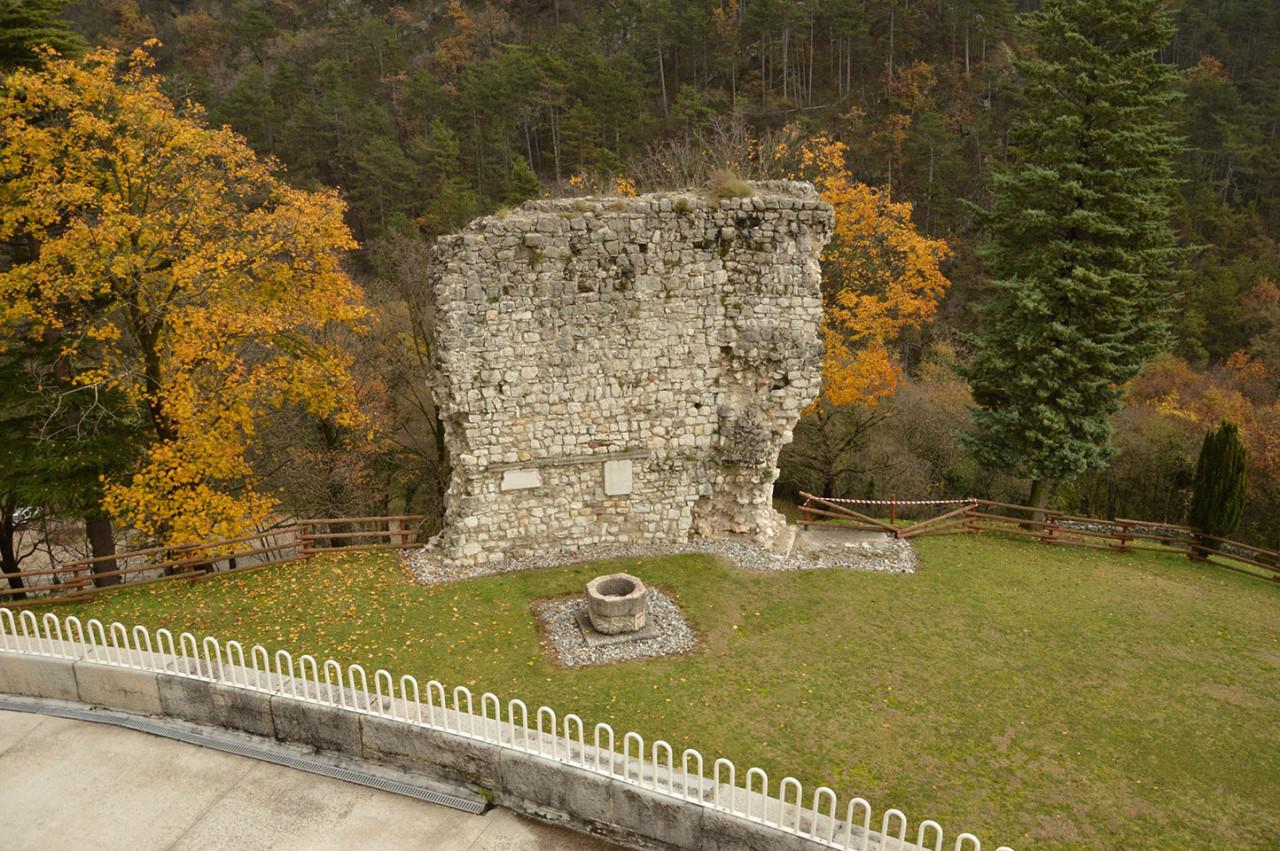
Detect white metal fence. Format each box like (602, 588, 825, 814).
(0, 606, 1012, 851)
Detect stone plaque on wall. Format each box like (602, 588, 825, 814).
(500, 469, 542, 491)
(603, 459, 633, 496)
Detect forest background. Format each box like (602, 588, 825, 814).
(3, 0, 1278, 571)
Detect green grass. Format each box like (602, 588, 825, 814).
(33, 535, 1280, 849)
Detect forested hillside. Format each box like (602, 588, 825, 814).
(5, 0, 1280, 558)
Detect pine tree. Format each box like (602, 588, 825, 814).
(505, 156, 541, 206)
(1187, 421, 1247, 543)
(560, 100, 599, 172)
(0, 336, 142, 592)
(961, 0, 1182, 512)
(0, 0, 85, 69)
(411, 117, 462, 189)
(423, 176, 482, 237)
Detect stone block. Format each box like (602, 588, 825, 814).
(698, 808, 814, 851)
(270, 695, 362, 756)
(603, 459, 633, 496)
(361, 714, 501, 788)
(500, 469, 542, 491)
(0, 653, 79, 701)
(157, 674, 275, 738)
(495, 749, 614, 829)
(609, 781, 703, 849)
(74, 661, 162, 715)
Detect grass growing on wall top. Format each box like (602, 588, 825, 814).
(34, 535, 1280, 850)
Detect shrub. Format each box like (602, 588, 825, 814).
(707, 169, 753, 200)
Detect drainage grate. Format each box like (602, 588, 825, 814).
(0, 696, 487, 814)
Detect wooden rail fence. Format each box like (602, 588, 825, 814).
(1, 515, 427, 608)
(798, 493, 1280, 583)
(9, 496, 1275, 607)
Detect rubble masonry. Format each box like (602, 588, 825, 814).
(426, 181, 833, 566)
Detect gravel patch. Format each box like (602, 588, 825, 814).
(533, 588, 695, 667)
(406, 534, 917, 586)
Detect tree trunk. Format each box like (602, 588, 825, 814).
(1027, 478, 1052, 526)
(964, 22, 970, 76)
(888, 2, 895, 80)
(808, 17, 815, 104)
(86, 513, 121, 587)
(0, 501, 25, 601)
(781, 28, 789, 100)
(550, 107, 561, 181)
(821, 474, 835, 500)
(657, 35, 669, 118)
(760, 36, 767, 107)
(433, 411, 451, 530)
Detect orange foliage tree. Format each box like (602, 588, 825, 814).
(771, 128, 950, 497)
(0, 45, 367, 544)
(781, 130, 951, 408)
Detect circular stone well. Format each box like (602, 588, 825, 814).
(585, 573, 648, 634)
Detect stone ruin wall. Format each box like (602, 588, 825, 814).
(426, 181, 834, 566)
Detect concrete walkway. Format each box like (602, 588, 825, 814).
(0, 709, 616, 850)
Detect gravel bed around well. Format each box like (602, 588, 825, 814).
(533, 589, 695, 667)
(405, 534, 917, 586)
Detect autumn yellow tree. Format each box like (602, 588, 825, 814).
(0, 45, 367, 544)
(773, 128, 951, 497)
(787, 131, 951, 408)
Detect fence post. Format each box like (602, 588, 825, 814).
(1114, 521, 1132, 554)
(298, 522, 313, 558)
(1041, 512, 1059, 545)
(1188, 531, 1208, 561)
(801, 498, 814, 529)
(889, 494, 897, 526)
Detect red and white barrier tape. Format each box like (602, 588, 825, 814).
(803, 497, 973, 506)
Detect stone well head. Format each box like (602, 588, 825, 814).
(585, 573, 648, 635)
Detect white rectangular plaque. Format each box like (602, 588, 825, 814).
(501, 469, 542, 491)
(603, 459, 633, 496)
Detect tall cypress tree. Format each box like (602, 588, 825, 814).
(962, 0, 1182, 511)
(1187, 421, 1247, 541)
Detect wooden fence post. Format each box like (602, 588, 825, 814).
(1041, 512, 1060, 545)
(298, 522, 312, 558)
(1114, 521, 1132, 554)
(889, 494, 897, 526)
(1188, 531, 1208, 561)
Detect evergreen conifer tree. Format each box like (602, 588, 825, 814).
(505, 157, 542, 205)
(1187, 421, 1247, 542)
(961, 0, 1182, 511)
(412, 117, 463, 189)
(0, 0, 84, 69)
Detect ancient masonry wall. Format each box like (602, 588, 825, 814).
(427, 181, 834, 566)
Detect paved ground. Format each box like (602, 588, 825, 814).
(0, 709, 616, 850)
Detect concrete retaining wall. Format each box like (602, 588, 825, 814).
(0, 647, 851, 851)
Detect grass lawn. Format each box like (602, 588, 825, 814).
(30, 534, 1280, 849)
